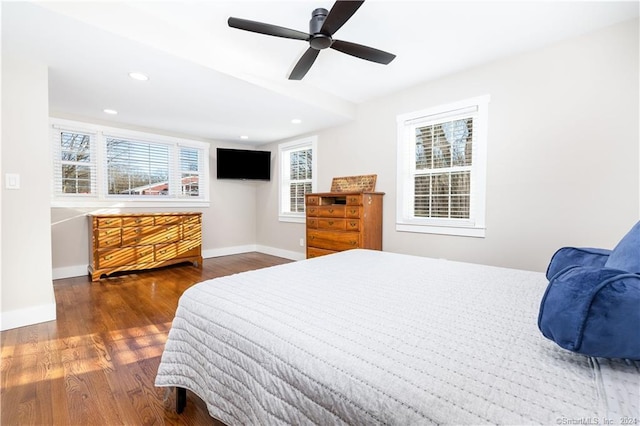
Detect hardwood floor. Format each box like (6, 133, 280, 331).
(0, 252, 292, 425)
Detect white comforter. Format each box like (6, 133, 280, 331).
(155, 249, 639, 425)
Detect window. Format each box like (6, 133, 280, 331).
(51, 119, 210, 207)
(396, 95, 489, 237)
(56, 131, 96, 195)
(279, 136, 317, 223)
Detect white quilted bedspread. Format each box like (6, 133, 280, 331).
(155, 249, 639, 425)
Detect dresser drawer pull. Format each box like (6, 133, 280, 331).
(350, 241, 357, 246)
(310, 236, 315, 240)
(166, 235, 171, 239)
(135, 229, 141, 234)
(104, 255, 112, 260)
(135, 219, 142, 224)
(350, 209, 357, 214)
(105, 220, 112, 225)
(159, 250, 166, 254)
(349, 222, 357, 228)
(350, 197, 357, 203)
(328, 221, 334, 226)
(328, 208, 334, 213)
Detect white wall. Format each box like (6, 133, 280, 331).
(256, 18, 640, 272)
(1, 54, 57, 330)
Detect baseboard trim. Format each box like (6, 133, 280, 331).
(53, 264, 87, 280)
(256, 245, 305, 261)
(1, 302, 57, 331)
(52, 245, 305, 279)
(202, 245, 258, 259)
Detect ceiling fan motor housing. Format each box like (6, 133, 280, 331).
(309, 8, 332, 50)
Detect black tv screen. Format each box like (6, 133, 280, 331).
(216, 148, 271, 181)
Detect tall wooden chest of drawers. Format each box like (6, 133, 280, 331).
(305, 192, 384, 258)
(88, 212, 203, 281)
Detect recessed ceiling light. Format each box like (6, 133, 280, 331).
(103, 109, 118, 115)
(240, 135, 249, 140)
(291, 119, 302, 124)
(128, 72, 149, 81)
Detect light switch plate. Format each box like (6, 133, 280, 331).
(5, 173, 20, 189)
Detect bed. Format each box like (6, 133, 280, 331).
(155, 249, 640, 425)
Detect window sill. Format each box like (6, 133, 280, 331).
(51, 199, 210, 209)
(279, 214, 305, 224)
(396, 223, 485, 238)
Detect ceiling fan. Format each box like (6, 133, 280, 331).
(228, 0, 396, 80)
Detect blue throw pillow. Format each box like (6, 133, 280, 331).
(605, 221, 640, 273)
(538, 265, 640, 360)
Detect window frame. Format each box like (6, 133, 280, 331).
(51, 118, 210, 208)
(278, 136, 318, 223)
(396, 95, 490, 237)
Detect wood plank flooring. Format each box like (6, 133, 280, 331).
(0, 252, 292, 425)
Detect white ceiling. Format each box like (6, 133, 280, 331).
(2, 1, 638, 145)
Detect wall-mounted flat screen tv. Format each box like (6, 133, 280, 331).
(216, 148, 271, 181)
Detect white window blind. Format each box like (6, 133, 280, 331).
(412, 115, 474, 220)
(105, 137, 170, 196)
(179, 147, 202, 197)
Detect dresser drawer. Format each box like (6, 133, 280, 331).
(155, 216, 181, 225)
(96, 247, 153, 268)
(122, 216, 153, 227)
(96, 233, 122, 248)
(306, 206, 319, 217)
(317, 218, 346, 230)
(346, 195, 362, 205)
(155, 243, 178, 261)
(307, 247, 337, 258)
(346, 219, 360, 231)
(177, 240, 201, 257)
(182, 215, 201, 225)
(318, 205, 346, 218)
(306, 195, 319, 206)
(182, 223, 201, 239)
(346, 206, 361, 218)
(307, 230, 360, 251)
(307, 218, 318, 229)
(96, 217, 122, 228)
(154, 226, 181, 244)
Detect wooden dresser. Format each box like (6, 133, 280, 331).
(88, 212, 202, 281)
(305, 191, 384, 258)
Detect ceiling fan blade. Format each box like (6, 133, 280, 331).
(289, 48, 320, 80)
(228, 17, 309, 41)
(331, 39, 396, 64)
(320, 0, 364, 36)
